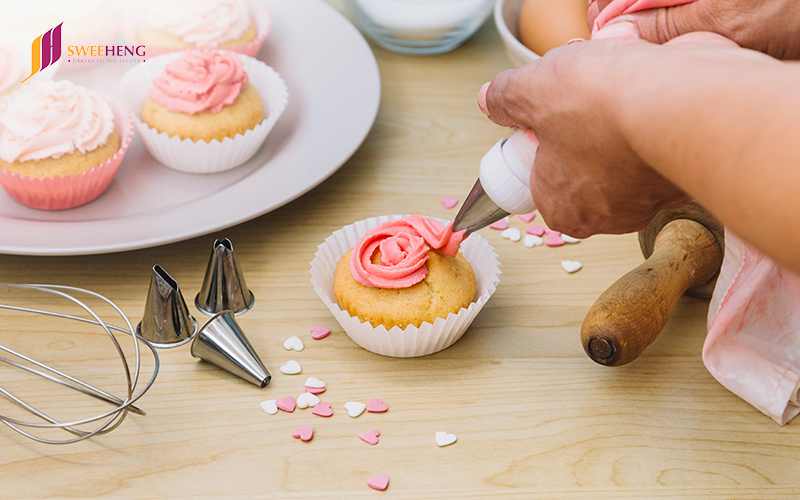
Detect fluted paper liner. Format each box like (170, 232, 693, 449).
(118, 51, 288, 174)
(122, 0, 272, 59)
(310, 215, 501, 357)
(0, 93, 134, 210)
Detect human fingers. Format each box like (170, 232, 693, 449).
(477, 67, 539, 129)
(602, 2, 715, 45)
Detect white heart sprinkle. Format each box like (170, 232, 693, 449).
(435, 431, 457, 447)
(297, 392, 320, 409)
(280, 360, 302, 374)
(561, 260, 582, 273)
(501, 227, 522, 242)
(283, 336, 304, 351)
(260, 400, 278, 415)
(523, 234, 543, 248)
(345, 401, 367, 418)
(562, 234, 581, 244)
(304, 376, 326, 389)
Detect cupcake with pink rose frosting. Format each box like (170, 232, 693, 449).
(311, 215, 501, 357)
(0, 80, 133, 210)
(128, 0, 272, 58)
(119, 47, 288, 173)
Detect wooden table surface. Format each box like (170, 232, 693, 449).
(2, 2, 799, 498)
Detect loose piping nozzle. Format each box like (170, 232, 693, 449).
(137, 265, 198, 349)
(195, 238, 255, 316)
(452, 178, 510, 236)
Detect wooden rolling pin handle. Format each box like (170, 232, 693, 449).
(581, 219, 723, 367)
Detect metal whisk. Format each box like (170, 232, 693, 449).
(0, 283, 159, 445)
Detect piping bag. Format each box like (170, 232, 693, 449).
(456, 0, 800, 424)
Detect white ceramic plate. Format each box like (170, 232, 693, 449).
(0, 0, 380, 255)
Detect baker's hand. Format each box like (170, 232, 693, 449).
(590, 0, 800, 59)
(476, 33, 748, 238)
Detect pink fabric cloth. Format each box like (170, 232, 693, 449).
(706, 230, 800, 425)
(592, 0, 697, 32)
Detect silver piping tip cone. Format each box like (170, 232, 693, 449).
(452, 179, 510, 235)
(195, 238, 255, 316)
(137, 265, 198, 349)
(190, 311, 271, 388)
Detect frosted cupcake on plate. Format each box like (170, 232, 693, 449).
(0, 80, 133, 210)
(311, 215, 501, 357)
(128, 0, 272, 58)
(119, 47, 288, 173)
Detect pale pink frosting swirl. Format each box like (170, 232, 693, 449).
(149, 48, 248, 115)
(0, 45, 22, 95)
(145, 0, 250, 46)
(0, 80, 114, 163)
(349, 215, 467, 289)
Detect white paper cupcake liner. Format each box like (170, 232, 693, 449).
(310, 215, 502, 357)
(117, 51, 288, 174)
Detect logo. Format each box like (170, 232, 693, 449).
(22, 23, 63, 83)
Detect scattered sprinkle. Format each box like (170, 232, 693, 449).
(526, 224, 545, 236)
(297, 392, 321, 409)
(516, 212, 536, 223)
(440, 196, 459, 209)
(359, 429, 381, 445)
(312, 402, 333, 417)
(561, 260, 582, 273)
(280, 360, 302, 375)
(259, 400, 278, 415)
(435, 431, 457, 447)
(276, 396, 296, 413)
(283, 336, 304, 351)
(345, 401, 367, 418)
(523, 234, 543, 248)
(367, 474, 389, 491)
(544, 228, 565, 247)
(501, 227, 522, 242)
(562, 234, 581, 244)
(292, 425, 314, 442)
(310, 325, 331, 339)
(367, 398, 388, 413)
(489, 217, 509, 230)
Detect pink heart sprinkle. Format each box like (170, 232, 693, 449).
(516, 212, 536, 223)
(310, 325, 331, 340)
(527, 225, 545, 236)
(367, 474, 389, 491)
(544, 227, 565, 247)
(359, 429, 380, 445)
(276, 396, 296, 413)
(440, 197, 458, 209)
(312, 402, 333, 417)
(367, 398, 388, 413)
(306, 386, 326, 395)
(489, 218, 508, 230)
(292, 425, 314, 442)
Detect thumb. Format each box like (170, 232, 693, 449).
(478, 68, 537, 129)
(605, 4, 714, 45)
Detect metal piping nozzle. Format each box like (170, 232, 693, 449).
(195, 238, 255, 316)
(137, 265, 198, 348)
(452, 179, 510, 236)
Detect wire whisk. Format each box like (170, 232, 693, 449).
(0, 283, 159, 445)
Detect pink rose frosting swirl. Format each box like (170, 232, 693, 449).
(0, 80, 114, 163)
(149, 48, 248, 115)
(349, 215, 467, 289)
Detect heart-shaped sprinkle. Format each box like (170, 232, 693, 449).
(562, 260, 582, 273)
(297, 392, 320, 409)
(304, 376, 325, 388)
(312, 402, 333, 417)
(501, 227, 522, 242)
(259, 400, 278, 415)
(516, 212, 536, 223)
(367, 398, 388, 413)
(292, 425, 314, 442)
(489, 217, 509, 230)
(359, 429, 381, 445)
(435, 431, 457, 447)
(527, 224, 545, 236)
(544, 228, 565, 246)
(523, 234, 543, 248)
(367, 474, 389, 491)
(440, 196, 458, 209)
(562, 234, 581, 244)
(280, 360, 301, 375)
(306, 386, 326, 395)
(276, 396, 296, 413)
(310, 325, 331, 340)
(345, 401, 367, 418)
(283, 336, 304, 351)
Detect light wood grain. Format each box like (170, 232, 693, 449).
(1, 2, 799, 498)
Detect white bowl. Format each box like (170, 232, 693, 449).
(494, 0, 540, 67)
